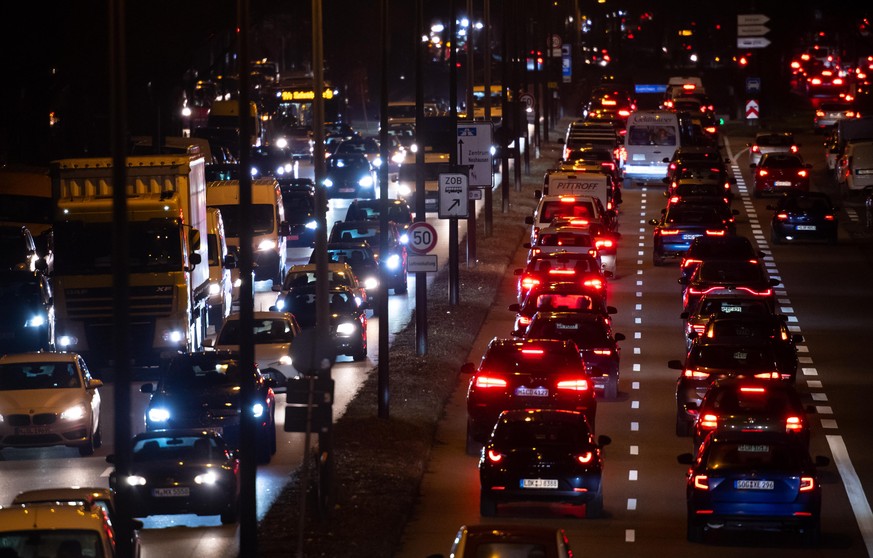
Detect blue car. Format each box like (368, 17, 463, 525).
(678, 431, 828, 545)
(649, 205, 732, 266)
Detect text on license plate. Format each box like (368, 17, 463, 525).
(796, 225, 817, 231)
(153, 487, 190, 497)
(521, 478, 559, 489)
(16, 426, 49, 436)
(734, 479, 774, 490)
(515, 386, 549, 397)
(774, 181, 792, 187)
(682, 234, 700, 240)
(339, 188, 355, 193)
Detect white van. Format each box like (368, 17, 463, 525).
(622, 110, 681, 182)
(206, 178, 289, 285)
(206, 207, 236, 329)
(841, 140, 873, 193)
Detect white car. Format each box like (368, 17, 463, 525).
(208, 311, 301, 391)
(0, 352, 102, 456)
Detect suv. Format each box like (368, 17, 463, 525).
(328, 220, 408, 294)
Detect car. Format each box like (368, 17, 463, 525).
(689, 377, 812, 451)
(274, 125, 313, 160)
(273, 261, 368, 311)
(0, 224, 44, 273)
(522, 310, 625, 399)
(431, 524, 576, 558)
(769, 192, 839, 244)
(327, 220, 408, 294)
(546, 217, 620, 275)
(322, 153, 377, 199)
(279, 183, 321, 247)
(0, 270, 55, 353)
(522, 222, 600, 269)
(679, 234, 762, 287)
(509, 281, 616, 335)
(271, 284, 368, 362)
(334, 136, 383, 170)
(559, 144, 623, 186)
(0, 501, 120, 558)
(814, 100, 860, 130)
(649, 205, 733, 266)
(751, 153, 812, 197)
(526, 193, 617, 245)
(514, 249, 608, 306)
(664, 196, 738, 235)
(107, 429, 241, 524)
(317, 241, 381, 306)
(479, 409, 611, 517)
(463, 338, 597, 454)
(207, 311, 302, 391)
(249, 144, 296, 184)
(343, 197, 414, 241)
(671, 343, 785, 436)
(664, 145, 727, 183)
(680, 258, 779, 313)
(0, 352, 103, 456)
(748, 132, 799, 166)
(141, 350, 277, 463)
(678, 432, 828, 544)
(680, 292, 777, 351)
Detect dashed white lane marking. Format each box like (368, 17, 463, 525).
(798, 345, 809, 353)
(822, 419, 839, 429)
(803, 367, 819, 376)
(788, 325, 802, 333)
(629, 470, 638, 481)
(799, 357, 814, 364)
(807, 380, 823, 388)
(846, 208, 860, 222)
(631, 401, 639, 409)
(632, 364, 641, 372)
(638, 251, 644, 257)
(786, 315, 798, 323)
(630, 445, 639, 455)
(627, 498, 637, 510)
(827, 435, 873, 557)
(625, 529, 636, 542)
(635, 304, 642, 310)
(780, 306, 794, 313)
(633, 347, 641, 354)
(812, 392, 828, 401)
(100, 467, 113, 478)
(634, 332, 641, 339)
(636, 280, 643, 286)
(637, 269, 643, 275)
(632, 381, 640, 390)
(816, 406, 833, 414)
(630, 422, 639, 431)
(635, 291, 643, 297)
(634, 317, 642, 324)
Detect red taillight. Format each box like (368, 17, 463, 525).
(699, 413, 718, 430)
(474, 375, 508, 389)
(521, 348, 545, 356)
(798, 169, 808, 177)
(693, 474, 709, 490)
(739, 387, 766, 393)
(669, 195, 680, 204)
(754, 371, 781, 379)
(811, 77, 822, 85)
(568, 218, 589, 226)
(548, 269, 576, 277)
(751, 145, 760, 153)
(758, 169, 768, 177)
(786, 416, 804, 432)
(583, 278, 604, 289)
(487, 449, 504, 463)
(521, 276, 540, 290)
(618, 109, 631, 117)
(592, 348, 612, 356)
(816, 110, 825, 117)
(833, 78, 844, 85)
(601, 162, 615, 170)
(595, 238, 614, 250)
(790, 145, 799, 153)
(517, 316, 531, 327)
(659, 229, 680, 236)
(556, 378, 589, 391)
(669, 162, 677, 170)
(683, 369, 709, 379)
(682, 258, 701, 268)
(776, 212, 789, 220)
(799, 476, 815, 492)
(691, 324, 705, 335)
(705, 126, 717, 134)
(705, 229, 726, 236)
(559, 196, 578, 203)
(576, 451, 594, 464)
(825, 214, 835, 221)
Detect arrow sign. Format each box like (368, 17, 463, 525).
(738, 13, 769, 26)
(737, 37, 771, 49)
(438, 172, 469, 219)
(746, 99, 760, 120)
(738, 25, 770, 36)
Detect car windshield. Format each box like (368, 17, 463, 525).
(664, 207, 724, 225)
(162, 357, 246, 389)
(283, 268, 353, 290)
(781, 196, 831, 212)
(217, 318, 295, 345)
(761, 156, 802, 168)
(327, 156, 369, 171)
(536, 231, 593, 248)
(331, 225, 379, 243)
(696, 261, 765, 283)
(756, 134, 794, 147)
(282, 192, 315, 220)
(0, 362, 81, 390)
(493, 417, 590, 446)
(526, 318, 609, 348)
(705, 440, 808, 471)
(132, 435, 223, 463)
(281, 290, 357, 326)
(540, 200, 595, 221)
(707, 387, 794, 414)
(0, 531, 104, 558)
(530, 256, 597, 273)
(209, 204, 275, 236)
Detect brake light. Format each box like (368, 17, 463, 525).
(754, 371, 781, 379)
(556, 378, 589, 391)
(799, 476, 815, 492)
(790, 145, 799, 153)
(693, 474, 709, 490)
(705, 229, 726, 236)
(601, 162, 615, 170)
(776, 212, 789, 220)
(811, 77, 822, 85)
(669, 195, 680, 203)
(705, 126, 717, 134)
(530, 248, 542, 257)
(683, 83, 696, 90)
(592, 349, 612, 356)
(816, 110, 825, 117)
(758, 169, 768, 177)
(659, 229, 680, 235)
(846, 110, 856, 117)
(568, 218, 589, 226)
(559, 196, 578, 203)
(517, 316, 531, 327)
(521, 348, 545, 356)
(797, 169, 808, 178)
(699, 413, 718, 429)
(739, 387, 766, 393)
(751, 145, 760, 153)
(595, 238, 614, 249)
(487, 449, 504, 463)
(583, 278, 604, 289)
(548, 269, 576, 277)
(786, 416, 804, 432)
(521, 276, 540, 290)
(618, 109, 631, 117)
(833, 78, 844, 85)
(601, 99, 617, 106)
(691, 324, 705, 335)
(576, 451, 594, 464)
(474, 374, 508, 389)
(824, 214, 835, 221)
(683, 369, 709, 379)
(682, 258, 701, 268)
(669, 162, 677, 170)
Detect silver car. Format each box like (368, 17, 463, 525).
(748, 131, 798, 166)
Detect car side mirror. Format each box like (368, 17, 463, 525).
(648, 219, 660, 226)
(513, 268, 523, 276)
(770, 278, 781, 286)
(508, 303, 520, 312)
(522, 242, 532, 249)
(268, 305, 279, 312)
(667, 359, 684, 370)
(677, 453, 694, 465)
(88, 378, 104, 389)
(597, 434, 612, 447)
(223, 254, 237, 269)
(140, 383, 155, 394)
(533, 189, 543, 200)
(614, 332, 626, 342)
(524, 216, 534, 225)
(606, 305, 617, 315)
(460, 362, 475, 375)
(792, 334, 805, 344)
(662, 157, 670, 163)
(189, 253, 202, 266)
(106, 454, 116, 465)
(279, 222, 291, 236)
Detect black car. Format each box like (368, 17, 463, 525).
(279, 184, 320, 247)
(317, 241, 381, 306)
(663, 145, 727, 184)
(680, 258, 779, 314)
(678, 432, 828, 544)
(107, 429, 240, 524)
(141, 351, 277, 464)
(343, 197, 414, 240)
(272, 284, 368, 361)
(680, 293, 777, 351)
(0, 270, 54, 352)
(479, 409, 611, 517)
(769, 191, 839, 244)
(249, 145, 296, 184)
(522, 311, 625, 399)
(463, 338, 597, 455)
(509, 281, 617, 335)
(679, 234, 763, 286)
(650, 205, 733, 266)
(514, 249, 608, 306)
(328, 220, 408, 294)
(323, 153, 376, 199)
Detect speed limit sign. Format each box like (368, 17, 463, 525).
(407, 222, 438, 254)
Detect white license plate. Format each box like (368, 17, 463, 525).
(796, 225, 817, 231)
(682, 234, 699, 240)
(289, 234, 300, 240)
(774, 181, 792, 187)
(515, 386, 549, 397)
(15, 426, 49, 436)
(521, 478, 559, 489)
(152, 487, 190, 497)
(735, 479, 774, 490)
(339, 188, 355, 193)
(632, 154, 645, 161)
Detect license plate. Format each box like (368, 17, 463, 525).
(152, 487, 190, 497)
(289, 234, 300, 240)
(515, 386, 549, 397)
(339, 188, 355, 193)
(521, 478, 559, 489)
(774, 181, 792, 187)
(682, 234, 699, 240)
(796, 225, 817, 231)
(632, 154, 645, 161)
(735, 479, 774, 490)
(16, 426, 49, 436)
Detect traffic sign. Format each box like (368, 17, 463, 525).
(407, 254, 438, 273)
(738, 24, 770, 37)
(519, 92, 535, 111)
(746, 77, 762, 95)
(438, 172, 469, 219)
(745, 99, 760, 120)
(737, 37, 771, 49)
(737, 14, 769, 26)
(456, 121, 493, 187)
(407, 222, 438, 254)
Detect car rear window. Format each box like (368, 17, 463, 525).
(705, 440, 807, 470)
(756, 134, 794, 146)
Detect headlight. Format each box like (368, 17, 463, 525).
(279, 355, 293, 365)
(392, 152, 405, 164)
(208, 282, 221, 296)
(60, 404, 86, 421)
(234, 278, 242, 288)
(58, 335, 78, 347)
(305, 220, 318, 230)
(148, 407, 171, 423)
(363, 277, 378, 290)
(25, 315, 46, 327)
(358, 175, 374, 188)
(410, 143, 419, 153)
(275, 137, 288, 149)
(162, 330, 184, 343)
(372, 157, 383, 168)
(336, 322, 357, 335)
(385, 254, 401, 270)
(323, 178, 334, 188)
(284, 163, 294, 173)
(397, 184, 411, 197)
(258, 239, 276, 251)
(195, 471, 220, 485)
(250, 167, 259, 177)
(252, 403, 265, 418)
(399, 233, 409, 244)
(181, 106, 192, 117)
(125, 475, 147, 486)
(275, 298, 286, 311)
(276, 166, 286, 175)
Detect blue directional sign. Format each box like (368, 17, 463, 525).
(746, 77, 762, 95)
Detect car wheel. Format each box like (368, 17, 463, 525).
(394, 277, 408, 294)
(78, 434, 96, 457)
(352, 340, 367, 362)
(220, 500, 240, 524)
(270, 418, 277, 455)
(652, 251, 665, 266)
(675, 412, 692, 437)
(770, 229, 782, 245)
(604, 377, 618, 400)
(802, 520, 821, 546)
(687, 514, 705, 543)
(465, 420, 481, 456)
(587, 485, 604, 518)
(257, 432, 273, 464)
(479, 490, 497, 517)
(93, 423, 103, 449)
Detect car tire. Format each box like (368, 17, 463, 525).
(78, 434, 96, 457)
(480, 490, 497, 517)
(675, 412, 692, 437)
(587, 486, 604, 518)
(770, 229, 782, 245)
(652, 251, 665, 266)
(465, 420, 481, 456)
(257, 431, 273, 464)
(394, 277, 408, 294)
(604, 377, 618, 400)
(686, 514, 705, 543)
(352, 341, 367, 362)
(802, 521, 821, 546)
(93, 423, 103, 449)
(220, 500, 240, 524)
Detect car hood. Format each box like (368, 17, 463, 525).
(212, 342, 291, 364)
(0, 388, 86, 412)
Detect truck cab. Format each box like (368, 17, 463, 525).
(206, 207, 236, 330)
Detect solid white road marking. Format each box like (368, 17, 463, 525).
(625, 529, 635, 542)
(827, 433, 873, 558)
